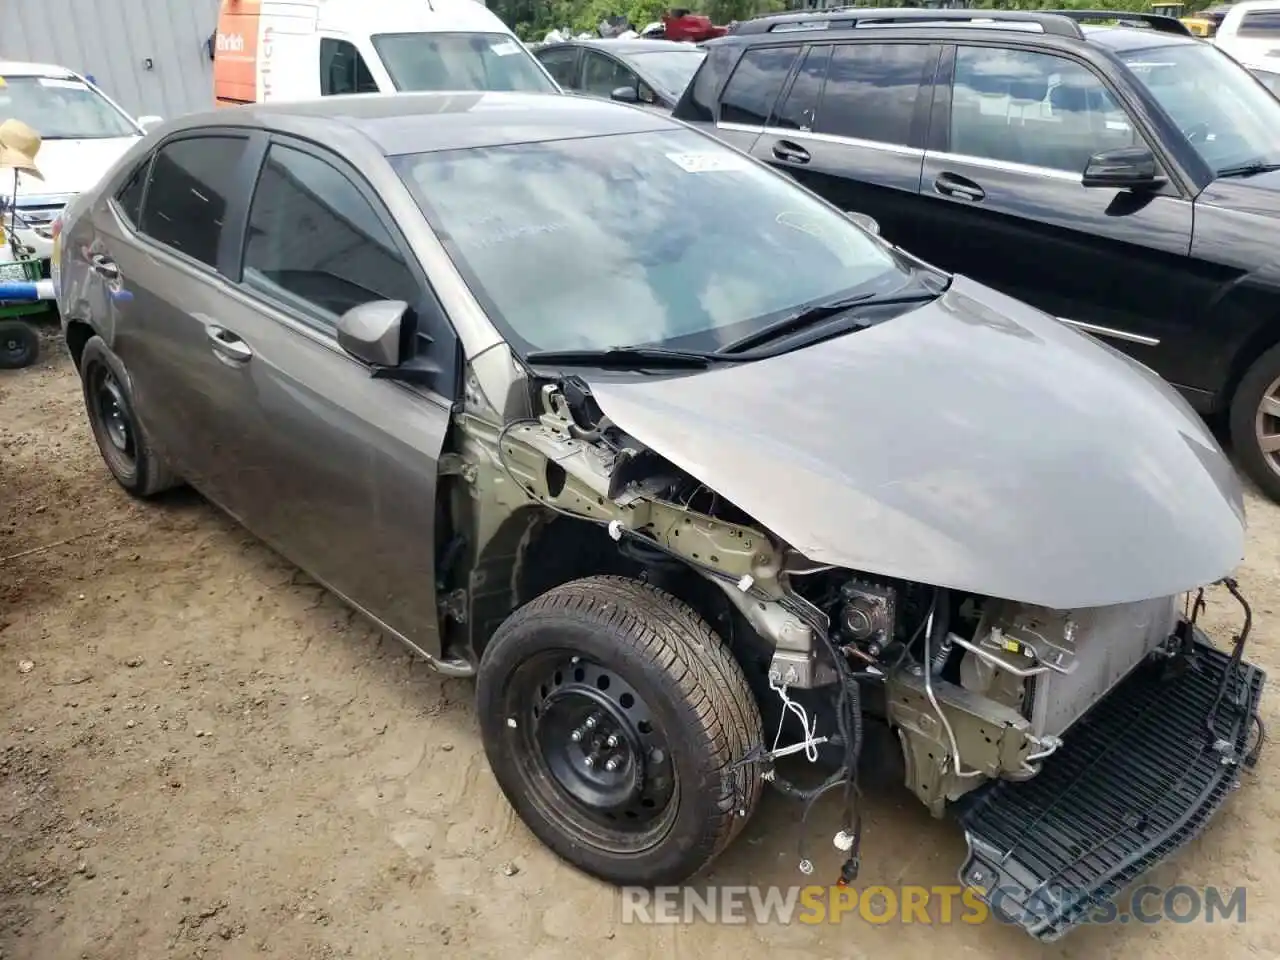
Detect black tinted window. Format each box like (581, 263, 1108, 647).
(581, 50, 636, 97)
(679, 41, 738, 122)
(814, 43, 935, 145)
(320, 38, 379, 95)
(720, 45, 799, 125)
(115, 158, 151, 227)
(537, 47, 580, 87)
(140, 136, 247, 267)
(772, 44, 831, 130)
(243, 144, 418, 324)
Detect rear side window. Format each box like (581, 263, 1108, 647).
(243, 143, 419, 326)
(537, 46, 581, 87)
(813, 43, 935, 146)
(114, 158, 151, 228)
(719, 45, 800, 125)
(320, 38, 379, 95)
(772, 44, 832, 130)
(1239, 10, 1280, 35)
(139, 136, 248, 268)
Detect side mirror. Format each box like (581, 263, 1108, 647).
(136, 115, 163, 132)
(610, 85, 640, 103)
(845, 211, 881, 236)
(1082, 146, 1165, 190)
(337, 300, 408, 366)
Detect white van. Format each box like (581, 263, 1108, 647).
(213, 0, 561, 105)
(1212, 0, 1280, 69)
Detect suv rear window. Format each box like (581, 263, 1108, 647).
(719, 45, 800, 125)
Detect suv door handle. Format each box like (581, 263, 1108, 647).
(206, 325, 253, 364)
(90, 254, 120, 280)
(933, 172, 986, 202)
(772, 140, 811, 164)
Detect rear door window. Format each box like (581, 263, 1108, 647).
(139, 136, 248, 268)
(719, 45, 801, 125)
(536, 46, 581, 87)
(114, 157, 152, 228)
(771, 44, 832, 130)
(812, 43, 936, 146)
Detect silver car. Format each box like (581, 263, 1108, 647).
(56, 91, 1264, 940)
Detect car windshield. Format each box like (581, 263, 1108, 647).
(394, 127, 905, 355)
(371, 32, 557, 93)
(625, 49, 705, 98)
(0, 75, 137, 139)
(1118, 42, 1280, 172)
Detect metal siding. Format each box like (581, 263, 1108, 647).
(2, 0, 220, 119)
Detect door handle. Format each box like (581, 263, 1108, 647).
(933, 172, 986, 202)
(772, 140, 811, 164)
(90, 254, 120, 280)
(206, 325, 253, 364)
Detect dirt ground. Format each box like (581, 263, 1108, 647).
(3, 325, 1280, 960)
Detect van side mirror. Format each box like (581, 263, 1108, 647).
(1083, 146, 1165, 190)
(136, 115, 163, 132)
(610, 85, 640, 103)
(845, 211, 881, 236)
(337, 300, 407, 366)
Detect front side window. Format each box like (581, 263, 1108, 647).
(536, 46, 581, 87)
(140, 136, 248, 268)
(814, 43, 936, 146)
(320, 38, 380, 95)
(243, 144, 418, 325)
(395, 128, 905, 355)
(1119, 42, 1280, 173)
(581, 50, 637, 98)
(950, 47, 1138, 173)
(370, 32, 557, 93)
(719, 45, 800, 125)
(0, 75, 137, 139)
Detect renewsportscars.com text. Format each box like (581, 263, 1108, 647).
(619, 884, 1247, 927)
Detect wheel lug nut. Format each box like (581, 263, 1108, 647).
(584, 714, 600, 730)
(605, 734, 619, 748)
(584, 754, 595, 768)
(570, 729, 583, 743)
(605, 757, 620, 772)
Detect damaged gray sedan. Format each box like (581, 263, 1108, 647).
(55, 91, 1265, 941)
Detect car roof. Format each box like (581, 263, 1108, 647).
(168, 91, 678, 156)
(0, 61, 78, 78)
(546, 38, 704, 55)
(721, 7, 1200, 50)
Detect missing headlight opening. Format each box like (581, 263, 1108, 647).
(451, 377, 1265, 941)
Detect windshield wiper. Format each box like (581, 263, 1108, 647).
(523, 345, 753, 369)
(716, 288, 940, 355)
(1216, 160, 1280, 178)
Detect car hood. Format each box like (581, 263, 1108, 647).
(586, 275, 1246, 610)
(1199, 166, 1280, 219)
(0, 136, 139, 201)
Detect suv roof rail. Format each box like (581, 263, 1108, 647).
(1040, 9, 1194, 35)
(734, 7, 1086, 38)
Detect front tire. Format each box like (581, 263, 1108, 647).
(80, 335, 180, 498)
(1230, 341, 1280, 502)
(476, 575, 764, 886)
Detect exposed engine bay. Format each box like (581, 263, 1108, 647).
(449, 375, 1265, 938)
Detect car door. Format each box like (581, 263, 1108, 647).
(915, 44, 1200, 363)
(749, 40, 940, 249)
(535, 44, 583, 91)
(93, 130, 261, 504)
(203, 137, 456, 662)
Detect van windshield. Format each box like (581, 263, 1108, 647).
(371, 32, 557, 93)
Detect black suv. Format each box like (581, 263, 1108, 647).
(674, 8, 1280, 500)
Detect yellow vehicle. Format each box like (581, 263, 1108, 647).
(1180, 3, 1232, 36)
(1151, 1, 1184, 15)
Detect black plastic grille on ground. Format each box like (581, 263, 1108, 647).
(957, 633, 1265, 941)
